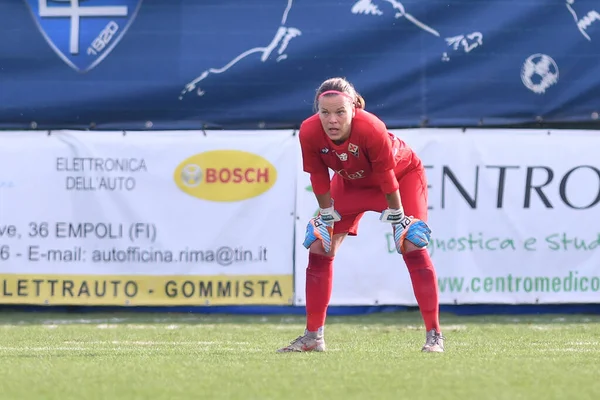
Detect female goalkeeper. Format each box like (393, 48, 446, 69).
(277, 77, 444, 353)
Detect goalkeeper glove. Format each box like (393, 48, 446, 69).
(380, 208, 431, 254)
(303, 203, 341, 253)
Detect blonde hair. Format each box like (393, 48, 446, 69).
(313, 77, 366, 112)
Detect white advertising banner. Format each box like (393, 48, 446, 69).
(0, 130, 297, 306)
(294, 129, 600, 305)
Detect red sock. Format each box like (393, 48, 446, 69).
(305, 252, 334, 333)
(403, 249, 441, 332)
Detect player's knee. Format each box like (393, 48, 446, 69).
(402, 240, 421, 253)
(309, 234, 346, 257)
(309, 240, 337, 257)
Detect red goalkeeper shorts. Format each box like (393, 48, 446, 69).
(330, 166, 429, 236)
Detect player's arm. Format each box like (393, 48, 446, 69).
(363, 120, 404, 211)
(384, 188, 402, 210)
(299, 130, 334, 207)
(298, 124, 339, 212)
(365, 122, 431, 253)
(310, 170, 333, 209)
(299, 127, 340, 253)
(376, 169, 409, 225)
(303, 156, 340, 220)
(377, 170, 431, 254)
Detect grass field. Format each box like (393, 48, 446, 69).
(0, 311, 599, 400)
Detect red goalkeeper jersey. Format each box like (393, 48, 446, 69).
(299, 109, 420, 195)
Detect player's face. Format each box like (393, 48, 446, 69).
(318, 95, 355, 143)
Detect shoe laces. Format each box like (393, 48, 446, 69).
(289, 333, 321, 346)
(426, 331, 445, 346)
(289, 335, 305, 345)
(288, 335, 314, 346)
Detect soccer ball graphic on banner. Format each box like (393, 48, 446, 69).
(521, 53, 559, 94)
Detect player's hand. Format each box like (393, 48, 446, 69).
(303, 216, 335, 253)
(380, 209, 431, 254)
(393, 218, 432, 254)
(303, 203, 341, 253)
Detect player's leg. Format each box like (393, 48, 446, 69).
(301, 232, 346, 347)
(276, 217, 361, 353)
(398, 167, 444, 353)
(277, 177, 364, 353)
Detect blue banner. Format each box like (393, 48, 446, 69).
(1, 0, 599, 129)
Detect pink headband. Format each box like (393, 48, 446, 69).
(318, 90, 355, 102)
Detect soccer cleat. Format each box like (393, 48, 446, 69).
(276, 330, 326, 353)
(422, 329, 445, 353)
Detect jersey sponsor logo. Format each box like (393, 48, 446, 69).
(25, 0, 143, 72)
(336, 169, 365, 180)
(348, 143, 359, 158)
(174, 150, 277, 202)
